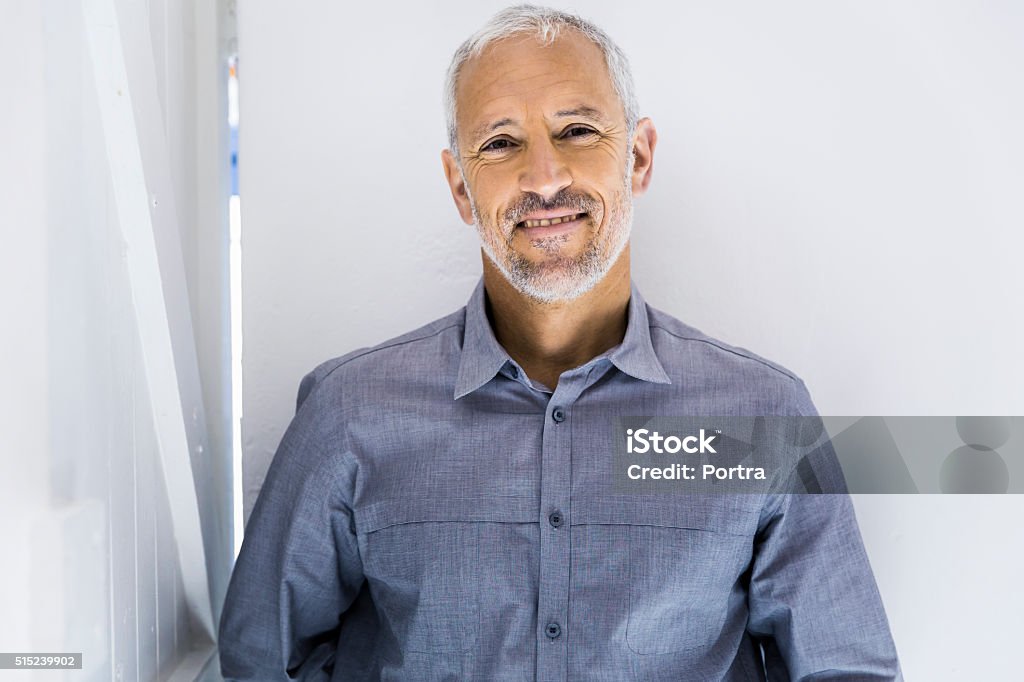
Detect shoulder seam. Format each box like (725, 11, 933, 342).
(318, 320, 463, 384)
(649, 323, 799, 382)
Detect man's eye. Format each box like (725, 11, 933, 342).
(564, 126, 596, 138)
(481, 138, 515, 152)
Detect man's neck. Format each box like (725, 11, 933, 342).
(482, 246, 631, 391)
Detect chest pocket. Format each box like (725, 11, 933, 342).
(579, 497, 759, 656)
(355, 496, 535, 654)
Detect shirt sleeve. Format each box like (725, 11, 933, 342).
(746, 379, 903, 681)
(218, 372, 363, 680)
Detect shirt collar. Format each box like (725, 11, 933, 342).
(454, 277, 672, 400)
(607, 280, 673, 387)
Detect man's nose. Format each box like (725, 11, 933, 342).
(518, 139, 572, 199)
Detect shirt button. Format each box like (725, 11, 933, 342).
(545, 622, 562, 639)
(552, 406, 566, 423)
(548, 511, 564, 528)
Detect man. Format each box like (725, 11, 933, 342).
(219, 5, 902, 680)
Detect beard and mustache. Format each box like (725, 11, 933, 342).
(466, 152, 635, 304)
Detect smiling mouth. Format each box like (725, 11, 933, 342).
(516, 212, 587, 229)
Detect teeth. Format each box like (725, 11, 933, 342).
(522, 213, 582, 228)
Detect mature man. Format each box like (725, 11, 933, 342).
(219, 5, 901, 680)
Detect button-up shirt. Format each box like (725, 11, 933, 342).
(219, 278, 902, 681)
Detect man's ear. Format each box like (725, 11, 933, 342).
(630, 117, 657, 196)
(441, 149, 475, 225)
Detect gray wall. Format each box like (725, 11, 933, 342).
(238, 1, 1024, 678)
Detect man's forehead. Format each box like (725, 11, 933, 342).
(456, 31, 620, 139)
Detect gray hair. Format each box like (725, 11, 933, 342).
(443, 4, 639, 160)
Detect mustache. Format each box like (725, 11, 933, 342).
(503, 189, 600, 228)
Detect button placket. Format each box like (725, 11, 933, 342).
(536, 374, 584, 681)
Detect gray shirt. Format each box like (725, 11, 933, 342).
(219, 278, 901, 680)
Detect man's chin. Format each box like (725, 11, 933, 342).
(510, 269, 605, 304)
(483, 245, 606, 302)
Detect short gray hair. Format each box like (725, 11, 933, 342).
(443, 4, 639, 159)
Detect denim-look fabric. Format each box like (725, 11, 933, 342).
(219, 278, 902, 681)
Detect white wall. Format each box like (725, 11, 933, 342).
(238, 1, 1024, 679)
(0, 0, 233, 679)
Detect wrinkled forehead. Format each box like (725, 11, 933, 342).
(455, 31, 622, 142)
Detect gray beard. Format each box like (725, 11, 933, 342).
(469, 159, 635, 304)
(482, 206, 632, 303)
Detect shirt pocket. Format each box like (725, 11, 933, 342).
(620, 499, 758, 655)
(356, 496, 535, 655)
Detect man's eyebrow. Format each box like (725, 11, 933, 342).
(553, 105, 611, 125)
(470, 117, 515, 144)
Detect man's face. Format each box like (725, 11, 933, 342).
(443, 31, 648, 303)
